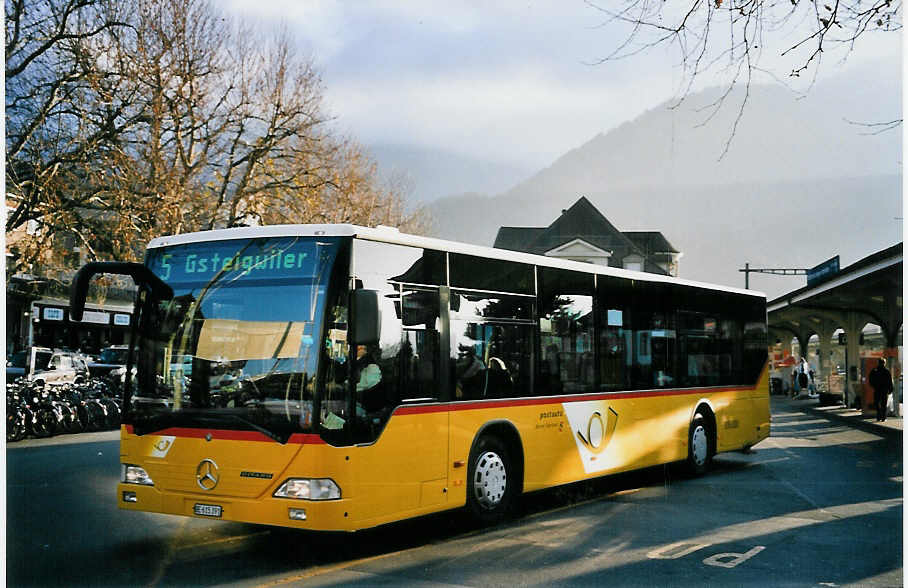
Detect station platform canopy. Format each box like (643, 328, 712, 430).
(767, 243, 902, 347)
(767, 242, 902, 410)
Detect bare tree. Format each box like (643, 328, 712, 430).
(5, 0, 139, 273)
(256, 135, 429, 232)
(6, 0, 425, 277)
(587, 0, 902, 155)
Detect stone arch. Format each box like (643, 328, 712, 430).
(829, 327, 846, 373)
(860, 322, 885, 357)
(806, 333, 821, 367)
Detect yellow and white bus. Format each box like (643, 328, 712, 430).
(71, 224, 769, 531)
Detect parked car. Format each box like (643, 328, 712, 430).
(88, 345, 130, 378)
(29, 350, 90, 386)
(6, 350, 29, 381)
(6, 347, 53, 383)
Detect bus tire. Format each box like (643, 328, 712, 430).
(687, 413, 712, 475)
(466, 435, 516, 524)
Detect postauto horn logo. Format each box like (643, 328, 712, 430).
(576, 409, 618, 454)
(563, 401, 619, 474)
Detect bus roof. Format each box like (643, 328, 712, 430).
(146, 224, 765, 299)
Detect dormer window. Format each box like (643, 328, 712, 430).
(623, 254, 644, 272)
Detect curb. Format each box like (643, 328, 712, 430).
(6, 429, 120, 450)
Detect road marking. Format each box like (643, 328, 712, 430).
(668, 498, 902, 549)
(148, 517, 189, 587)
(147, 526, 271, 584)
(254, 550, 412, 587)
(255, 486, 643, 586)
(703, 546, 765, 568)
(179, 530, 272, 551)
(744, 456, 791, 466)
(647, 541, 712, 559)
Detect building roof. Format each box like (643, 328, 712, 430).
(493, 197, 644, 257)
(533, 197, 642, 256)
(623, 231, 680, 255)
(767, 242, 902, 309)
(493, 227, 546, 251)
(492, 197, 677, 276)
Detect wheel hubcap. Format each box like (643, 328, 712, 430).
(691, 425, 708, 466)
(473, 451, 507, 509)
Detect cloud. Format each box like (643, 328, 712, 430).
(224, 0, 901, 168)
(327, 66, 676, 166)
(221, 1, 679, 165)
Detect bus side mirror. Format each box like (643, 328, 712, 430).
(70, 261, 173, 321)
(350, 289, 381, 345)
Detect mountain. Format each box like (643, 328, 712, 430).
(426, 75, 902, 300)
(497, 81, 900, 199)
(368, 144, 535, 204)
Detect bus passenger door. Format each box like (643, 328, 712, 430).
(348, 237, 451, 524)
(352, 288, 449, 523)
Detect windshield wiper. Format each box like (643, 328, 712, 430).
(220, 413, 289, 444)
(130, 408, 290, 443)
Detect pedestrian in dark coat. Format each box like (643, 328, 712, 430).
(868, 358, 894, 422)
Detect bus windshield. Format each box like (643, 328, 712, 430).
(132, 236, 345, 442)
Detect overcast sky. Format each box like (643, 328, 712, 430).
(224, 1, 902, 169)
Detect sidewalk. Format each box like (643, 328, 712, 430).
(775, 394, 903, 442)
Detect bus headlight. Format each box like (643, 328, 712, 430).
(273, 478, 341, 500)
(121, 464, 154, 486)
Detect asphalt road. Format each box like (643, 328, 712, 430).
(6, 398, 903, 587)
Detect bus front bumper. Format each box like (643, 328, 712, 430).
(117, 483, 355, 531)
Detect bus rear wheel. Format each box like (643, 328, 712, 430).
(687, 413, 712, 475)
(467, 435, 516, 524)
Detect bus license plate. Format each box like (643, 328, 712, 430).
(193, 503, 222, 518)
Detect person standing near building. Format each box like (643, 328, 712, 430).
(794, 357, 810, 398)
(868, 358, 894, 422)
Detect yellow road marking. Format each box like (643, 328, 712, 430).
(254, 549, 414, 587)
(148, 526, 272, 585)
(148, 517, 189, 587)
(179, 530, 272, 550)
(256, 486, 644, 586)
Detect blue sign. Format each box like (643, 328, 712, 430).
(807, 256, 839, 286)
(146, 237, 339, 286)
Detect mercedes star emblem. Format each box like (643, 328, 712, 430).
(196, 458, 219, 491)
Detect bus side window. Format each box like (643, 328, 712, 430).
(538, 267, 595, 395)
(401, 286, 442, 402)
(597, 277, 633, 391)
(402, 328, 440, 399)
(679, 312, 718, 387)
(597, 278, 676, 391)
(743, 318, 768, 383)
(449, 292, 534, 400)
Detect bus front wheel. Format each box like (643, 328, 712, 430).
(687, 413, 712, 475)
(467, 435, 516, 524)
